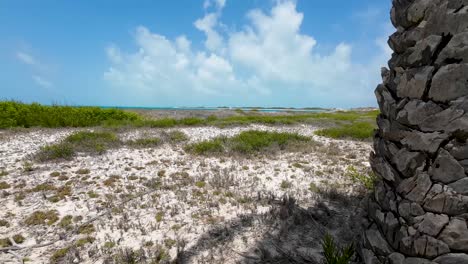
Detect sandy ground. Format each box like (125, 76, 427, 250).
(0, 124, 372, 264)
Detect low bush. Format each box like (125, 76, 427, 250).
(24, 210, 59, 226)
(186, 130, 311, 155)
(36, 131, 120, 161)
(315, 122, 375, 140)
(0, 101, 140, 128)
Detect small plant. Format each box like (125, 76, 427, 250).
(166, 130, 188, 143)
(103, 241, 116, 249)
(76, 168, 90, 175)
(25, 210, 59, 226)
(0, 170, 8, 177)
(345, 166, 376, 190)
(50, 171, 61, 177)
(280, 180, 292, 189)
(59, 215, 73, 230)
(195, 181, 206, 188)
(78, 224, 95, 234)
(50, 247, 70, 264)
(309, 182, 320, 193)
(155, 212, 164, 222)
(12, 234, 25, 244)
(0, 219, 10, 227)
(23, 162, 34, 172)
(88, 191, 99, 198)
(76, 236, 95, 247)
(164, 238, 176, 249)
(0, 181, 11, 190)
(322, 233, 354, 264)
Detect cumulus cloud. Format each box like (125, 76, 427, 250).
(104, 0, 391, 107)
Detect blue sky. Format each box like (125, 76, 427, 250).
(0, 0, 393, 108)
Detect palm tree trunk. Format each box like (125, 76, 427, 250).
(361, 0, 468, 263)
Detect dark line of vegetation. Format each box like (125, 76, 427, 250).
(0, 101, 378, 129)
(0, 101, 140, 128)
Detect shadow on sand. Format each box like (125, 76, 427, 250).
(175, 189, 367, 264)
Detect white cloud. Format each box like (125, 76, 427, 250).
(204, 0, 226, 10)
(33, 75, 53, 88)
(104, 1, 391, 107)
(16, 50, 55, 89)
(194, 13, 224, 52)
(16, 52, 36, 65)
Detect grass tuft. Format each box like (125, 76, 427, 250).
(24, 210, 59, 226)
(322, 233, 355, 264)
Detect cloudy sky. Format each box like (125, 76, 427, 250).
(0, 0, 393, 108)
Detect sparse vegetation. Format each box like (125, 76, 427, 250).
(280, 180, 292, 189)
(25, 210, 59, 226)
(78, 224, 96, 234)
(315, 122, 375, 140)
(345, 166, 376, 190)
(59, 215, 73, 229)
(0, 181, 11, 189)
(36, 131, 120, 161)
(50, 247, 71, 264)
(127, 137, 161, 148)
(165, 130, 189, 142)
(322, 233, 355, 264)
(0, 219, 10, 227)
(155, 212, 164, 222)
(186, 130, 312, 155)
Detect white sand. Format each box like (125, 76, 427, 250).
(0, 125, 372, 263)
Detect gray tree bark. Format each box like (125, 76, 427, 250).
(361, 0, 468, 263)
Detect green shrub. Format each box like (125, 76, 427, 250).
(345, 166, 376, 190)
(50, 247, 70, 264)
(25, 210, 59, 226)
(186, 130, 310, 155)
(230, 130, 310, 154)
(147, 118, 177, 128)
(166, 130, 188, 142)
(322, 233, 354, 264)
(36, 143, 75, 162)
(315, 122, 375, 140)
(35, 131, 120, 161)
(185, 138, 226, 155)
(178, 117, 203, 126)
(0, 101, 140, 128)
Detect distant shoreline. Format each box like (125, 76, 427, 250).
(100, 106, 334, 113)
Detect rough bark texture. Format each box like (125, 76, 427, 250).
(361, 0, 468, 263)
